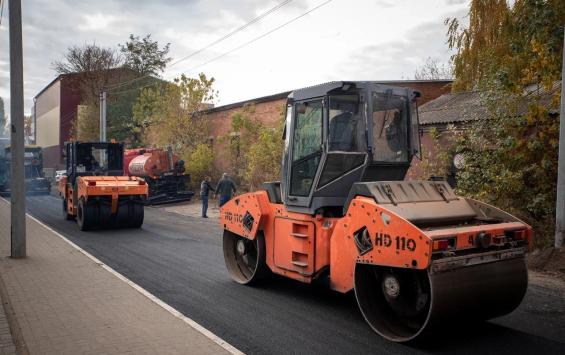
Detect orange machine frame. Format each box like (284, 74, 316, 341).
(220, 191, 532, 293)
(59, 175, 148, 216)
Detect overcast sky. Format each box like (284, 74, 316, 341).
(0, 0, 469, 116)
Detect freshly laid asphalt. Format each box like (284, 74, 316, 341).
(23, 195, 565, 354)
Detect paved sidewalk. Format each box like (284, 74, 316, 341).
(160, 199, 221, 219)
(0, 201, 235, 354)
(0, 298, 16, 355)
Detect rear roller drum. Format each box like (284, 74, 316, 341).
(114, 199, 144, 228)
(223, 230, 269, 285)
(353, 258, 528, 342)
(77, 198, 95, 231)
(129, 202, 144, 228)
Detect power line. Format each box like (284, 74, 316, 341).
(168, 0, 294, 68)
(185, 0, 333, 73)
(109, 0, 333, 96)
(107, 0, 294, 91)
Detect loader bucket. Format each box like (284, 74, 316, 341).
(353, 257, 527, 342)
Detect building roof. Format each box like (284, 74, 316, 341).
(202, 90, 291, 114)
(418, 91, 486, 125)
(419, 81, 561, 125)
(34, 67, 144, 99)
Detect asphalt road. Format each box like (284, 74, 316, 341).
(23, 195, 565, 354)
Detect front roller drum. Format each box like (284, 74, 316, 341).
(223, 230, 269, 285)
(354, 257, 528, 342)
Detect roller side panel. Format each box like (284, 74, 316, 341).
(220, 192, 338, 284)
(330, 196, 432, 293)
(220, 191, 270, 241)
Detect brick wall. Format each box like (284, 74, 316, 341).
(202, 81, 451, 181)
(204, 98, 287, 176)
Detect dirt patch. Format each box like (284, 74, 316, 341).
(528, 247, 565, 281)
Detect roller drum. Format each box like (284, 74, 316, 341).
(354, 257, 528, 342)
(223, 230, 269, 285)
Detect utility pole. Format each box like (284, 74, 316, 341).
(556, 26, 565, 249)
(99, 90, 107, 142)
(9, 0, 26, 258)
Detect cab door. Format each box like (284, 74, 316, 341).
(285, 99, 324, 208)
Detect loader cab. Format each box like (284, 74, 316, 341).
(65, 142, 124, 185)
(281, 82, 420, 215)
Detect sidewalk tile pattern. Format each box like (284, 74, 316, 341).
(0, 202, 229, 355)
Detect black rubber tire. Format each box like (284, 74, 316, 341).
(62, 199, 74, 220)
(130, 202, 144, 228)
(76, 198, 92, 231)
(223, 230, 269, 285)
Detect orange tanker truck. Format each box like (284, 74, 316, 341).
(59, 141, 148, 230)
(124, 147, 194, 205)
(220, 81, 531, 342)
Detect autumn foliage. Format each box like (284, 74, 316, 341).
(446, 0, 565, 247)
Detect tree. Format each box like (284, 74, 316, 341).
(75, 105, 100, 141)
(414, 57, 453, 80)
(447, 0, 565, 247)
(0, 97, 6, 137)
(188, 143, 215, 188)
(119, 34, 172, 77)
(225, 104, 285, 190)
(445, 0, 512, 92)
(132, 72, 216, 160)
(52, 43, 124, 140)
(52, 43, 122, 99)
(24, 115, 33, 144)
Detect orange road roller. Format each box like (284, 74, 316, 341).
(59, 141, 148, 231)
(220, 82, 531, 342)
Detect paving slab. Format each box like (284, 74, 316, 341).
(0, 200, 237, 355)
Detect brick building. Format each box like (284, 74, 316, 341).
(34, 68, 143, 170)
(203, 80, 452, 176)
(407, 82, 561, 184)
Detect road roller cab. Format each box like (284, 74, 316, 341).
(59, 141, 148, 230)
(219, 81, 532, 343)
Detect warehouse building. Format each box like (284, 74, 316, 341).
(34, 68, 141, 170)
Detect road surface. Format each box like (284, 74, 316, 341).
(23, 195, 565, 354)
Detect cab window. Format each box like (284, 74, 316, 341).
(372, 92, 409, 162)
(328, 95, 365, 152)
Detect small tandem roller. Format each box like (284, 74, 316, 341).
(219, 82, 531, 342)
(59, 141, 148, 231)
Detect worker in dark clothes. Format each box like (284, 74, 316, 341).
(216, 173, 236, 207)
(200, 176, 215, 218)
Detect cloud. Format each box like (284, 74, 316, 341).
(335, 7, 467, 81)
(78, 13, 118, 32)
(375, 0, 397, 8)
(0, 0, 464, 117)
